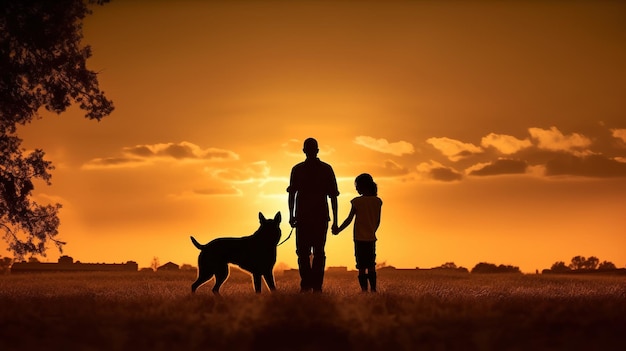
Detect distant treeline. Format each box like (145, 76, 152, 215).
(379, 262, 520, 274)
(430, 262, 521, 274)
(1, 255, 623, 275)
(470, 262, 521, 274)
(429, 256, 624, 275)
(9, 255, 138, 274)
(542, 255, 624, 274)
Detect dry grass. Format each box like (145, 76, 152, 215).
(0, 269, 624, 351)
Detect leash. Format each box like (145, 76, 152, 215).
(277, 227, 294, 246)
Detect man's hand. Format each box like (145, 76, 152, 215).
(289, 216, 297, 228)
(331, 224, 339, 235)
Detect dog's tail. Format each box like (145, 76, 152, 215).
(190, 236, 205, 249)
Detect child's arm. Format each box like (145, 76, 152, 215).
(333, 206, 355, 235)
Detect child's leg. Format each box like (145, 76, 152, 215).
(355, 241, 368, 291)
(367, 241, 377, 292)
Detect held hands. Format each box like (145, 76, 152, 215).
(331, 223, 340, 235)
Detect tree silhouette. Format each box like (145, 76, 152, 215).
(568, 255, 602, 271)
(439, 262, 458, 269)
(550, 261, 571, 273)
(471, 262, 521, 274)
(598, 261, 616, 271)
(433, 262, 469, 273)
(1, 0, 113, 259)
(569, 256, 587, 270)
(150, 257, 160, 272)
(0, 255, 12, 274)
(546, 256, 618, 273)
(583, 256, 599, 270)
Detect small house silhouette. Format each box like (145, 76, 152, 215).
(157, 262, 179, 271)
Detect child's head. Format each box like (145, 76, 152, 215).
(355, 173, 377, 196)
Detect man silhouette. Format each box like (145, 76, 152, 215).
(287, 138, 339, 292)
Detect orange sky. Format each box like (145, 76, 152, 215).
(10, 0, 626, 272)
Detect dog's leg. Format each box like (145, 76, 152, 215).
(212, 264, 229, 295)
(252, 273, 263, 293)
(263, 271, 276, 292)
(191, 270, 214, 294)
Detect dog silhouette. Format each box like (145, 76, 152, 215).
(191, 212, 282, 294)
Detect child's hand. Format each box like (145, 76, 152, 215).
(331, 225, 340, 235)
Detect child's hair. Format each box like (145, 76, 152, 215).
(355, 173, 378, 196)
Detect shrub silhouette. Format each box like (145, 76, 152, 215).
(471, 262, 521, 274)
(433, 262, 469, 273)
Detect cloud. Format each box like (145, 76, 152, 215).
(467, 159, 528, 176)
(82, 156, 147, 170)
(354, 136, 415, 156)
(481, 133, 532, 155)
(169, 186, 243, 199)
(122, 142, 239, 161)
(83, 142, 239, 169)
(417, 161, 463, 182)
(611, 128, 626, 144)
(430, 167, 463, 182)
(334, 160, 411, 182)
(418, 125, 625, 181)
(426, 137, 482, 162)
(210, 161, 270, 183)
(357, 160, 411, 177)
(528, 127, 592, 153)
(192, 187, 242, 196)
(382, 160, 411, 175)
(33, 193, 68, 206)
(545, 154, 626, 177)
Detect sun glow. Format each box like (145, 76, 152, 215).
(6, 0, 625, 274)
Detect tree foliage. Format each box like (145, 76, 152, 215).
(569, 255, 600, 271)
(433, 262, 469, 273)
(0, 255, 12, 274)
(569, 255, 586, 270)
(546, 256, 618, 274)
(439, 262, 458, 269)
(550, 261, 571, 273)
(470, 262, 521, 274)
(598, 260, 616, 271)
(1, 0, 113, 259)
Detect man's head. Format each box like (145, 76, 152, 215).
(303, 138, 319, 158)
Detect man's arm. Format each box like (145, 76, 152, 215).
(327, 165, 340, 230)
(287, 167, 297, 228)
(330, 195, 338, 230)
(288, 191, 296, 228)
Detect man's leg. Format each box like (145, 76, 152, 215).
(295, 228, 313, 292)
(358, 268, 368, 292)
(311, 222, 329, 292)
(367, 269, 377, 292)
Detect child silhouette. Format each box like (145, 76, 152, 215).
(332, 173, 382, 292)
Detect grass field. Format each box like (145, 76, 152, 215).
(0, 269, 624, 351)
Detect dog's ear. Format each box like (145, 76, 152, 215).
(274, 212, 281, 224)
(259, 212, 266, 223)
